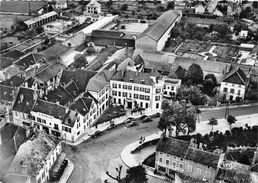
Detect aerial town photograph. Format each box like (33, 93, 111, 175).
(0, 0, 258, 183)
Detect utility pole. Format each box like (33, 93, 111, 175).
(225, 101, 229, 119)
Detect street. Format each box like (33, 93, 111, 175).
(64, 104, 258, 183)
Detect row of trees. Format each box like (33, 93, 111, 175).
(208, 115, 237, 133)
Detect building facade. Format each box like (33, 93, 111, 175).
(85, 0, 101, 15)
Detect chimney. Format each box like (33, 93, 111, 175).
(20, 94, 24, 103)
(141, 80, 145, 84)
(252, 147, 258, 165)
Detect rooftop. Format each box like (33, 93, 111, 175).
(222, 67, 247, 85)
(0, 75, 25, 87)
(14, 53, 45, 70)
(0, 1, 47, 14)
(69, 97, 93, 116)
(44, 86, 73, 106)
(12, 87, 37, 114)
(41, 42, 71, 61)
(8, 132, 60, 177)
(138, 10, 182, 41)
(0, 56, 15, 70)
(65, 80, 80, 98)
(2, 50, 24, 59)
(24, 11, 58, 26)
(86, 0, 101, 7)
(0, 85, 16, 102)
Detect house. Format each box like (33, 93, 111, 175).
(162, 76, 182, 98)
(239, 30, 249, 39)
(55, 0, 67, 9)
(195, 3, 206, 14)
(0, 85, 17, 121)
(86, 70, 115, 118)
(220, 67, 248, 101)
(7, 132, 62, 183)
(0, 56, 16, 81)
(24, 11, 58, 29)
(110, 70, 164, 110)
(155, 137, 222, 183)
(85, 0, 101, 15)
(135, 10, 182, 51)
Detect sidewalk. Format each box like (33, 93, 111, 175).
(65, 109, 160, 146)
(58, 159, 74, 183)
(120, 113, 258, 180)
(199, 102, 258, 112)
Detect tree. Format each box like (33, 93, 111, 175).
(35, 26, 44, 34)
(105, 165, 122, 183)
(156, 5, 165, 12)
(120, 4, 128, 11)
(208, 117, 218, 132)
(185, 63, 204, 85)
(203, 74, 217, 96)
(214, 24, 231, 37)
(253, 2, 258, 9)
(227, 115, 237, 131)
(124, 165, 148, 183)
(73, 54, 88, 68)
(167, 1, 175, 10)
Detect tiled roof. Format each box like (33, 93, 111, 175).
(0, 57, 15, 69)
(91, 30, 125, 39)
(2, 50, 24, 59)
(137, 10, 182, 41)
(60, 69, 97, 92)
(0, 1, 47, 14)
(111, 70, 160, 86)
(12, 87, 37, 114)
(156, 137, 190, 158)
(65, 80, 80, 98)
(32, 99, 67, 120)
(0, 75, 25, 87)
(44, 86, 73, 106)
(41, 43, 71, 61)
(0, 85, 16, 102)
(34, 62, 66, 83)
(0, 123, 18, 142)
(167, 65, 186, 80)
(14, 53, 45, 70)
(185, 147, 220, 169)
(133, 55, 144, 66)
(86, 0, 101, 7)
(222, 67, 247, 85)
(62, 110, 77, 127)
(8, 133, 60, 177)
(83, 91, 98, 104)
(86, 70, 115, 92)
(69, 97, 93, 116)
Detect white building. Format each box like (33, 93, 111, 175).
(136, 10, 182, 52)
(220, 67, 248, 101)
(162, 77, 181, 98)
(85, 0, 101, 15)
(110, 70, 163, 110)
(55, 0, 67, 9)
(7, 132, 62, 183)
(24, 11, 58, 29)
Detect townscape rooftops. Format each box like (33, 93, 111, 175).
(34, 62, 66, 83)
(0, 123, 19, 142)
(0, 75, 25, 87)
(222, 67, 247, 85)
(91, 29, 125, 39)
(14, 53, 45, 70)
(138, 10, 182, 41)
(0, 56, 15, 70)
(60, 69, 97, 92)
(45, 85, 73, 106)
(2, 50, 24, 59)
(86, 0, 101, 7)
(0, 1, 47, 14)
(156, 137, 190, 158)
(167, 65, 186, 79)
(111, 70, 160, 86)
(0, 85, 16, 102)
(83, 91, 98, 104)
(69, 97, 93, 116)
(32, 99, 67, 120)
(24, 11, 58, 26)
(12, 87, 37, 114)
(41, 42, 71, 61)
(8, 132, 60, 177)
(65, 80, 80, 98)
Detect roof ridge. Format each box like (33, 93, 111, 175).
(80, 97, 89, 111)
(236, 68, 246, 84)
(60, 85, 74, 99)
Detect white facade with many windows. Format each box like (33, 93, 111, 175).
(220, 82, 246, 101)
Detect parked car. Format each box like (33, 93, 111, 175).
(126, 121, 139, 128)
(139, 115, 147, 120)
(107, 123, 116, 130)
(152, 112, 161, 118)
(91, 130, 103, 138)
(123, 117, 134, 124)
(142, 117, 153, 123)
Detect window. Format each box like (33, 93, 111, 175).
(37, 117, 41, 123)
(123, 85, 127, 89)
(156, 88, 161, 93)
(42, 119, 46, 124)
(223, 87, 228, 92)
(118, 84, 121, 88)
(145, 88, 150, 93)
(155, 96, 160, 101)
(112, 91, 117, 96)
(129, 93, 132, 98)
(118, 91, 121, 96)
(158, 166, 166, 172)
(159, 158, 162, 162)
(238, 90, 240, 95)
(140, 87, 144, 92)
(140, 95, 144, 100)
(173, 162, 176, 168)
(230, 88, 235, 94)
(134, 94, 138, 99)
(123, 92, 127, 97)
(134, 86, 139, 91)
(128, 85, 132, 90)
(171, 86, 175, 90)
(179, 163, 183, 169)
(145, 96, 150, 101)
(156, 103, 159, 109)
(112, 83, 117, 88)
(206, 171, 211, 178)
(197, 168, 202, 175)
(166, 160, 169, 165)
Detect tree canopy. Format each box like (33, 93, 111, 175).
(124, 165, 148, 183)
(203, 74, 217, 96)
(73, 54, 88, 68)
(167, 1, 175, 10)
(185, 63, 203, 85)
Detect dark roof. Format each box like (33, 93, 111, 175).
(12, 87, 37, 114)
(91, 29, 125, 39)
(0, 1, 47, 14)
(83, 91, 98, 104)
(75, 43, 87, 52)
(62, 110, 77, 127)
(14, 53, 45, 70)
(69, 97, 93, 116)
(32, 99, 67, 120)
(133, 55, 144, 66)
(85, 46, 119, 71)
(41, 43, 70, 61)
(138, 10, 181, 41)
(45, 86, 73, 106)
(65, 81, 80, 98)
(250, 163, 258, 172)
(60, 69, 97, 92)
(167, 65, 186, 80)
(111, 70, 160, 86)
(34, 62, 66, 83)
(222, 67, 247, 85)
(0, 57, 15, 69)
(156, 138, 190, 158)
(0, 75, 25, 87)
(0, 123, 18, 142)
(185, 147, 220, 169)
(2, 50, 24, 59)
(0, 85, 16, 102)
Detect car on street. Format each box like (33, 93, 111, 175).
(126, 121, 139, 128)
(142, 117, 153, 123)
(123, 117, 134, 124)
(107, 123, 117, 130)
(90, 130, 103, 138)
(139, 115, 147, 120)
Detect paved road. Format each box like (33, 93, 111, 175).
(64, 104, 258, 183)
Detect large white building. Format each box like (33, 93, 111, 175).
(85, 0, 101, 15)
(7, 132, 62, 183)
(220, 67, 248, 101)
(110, 70, 163, 110)
(135, 10, 182, 52)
